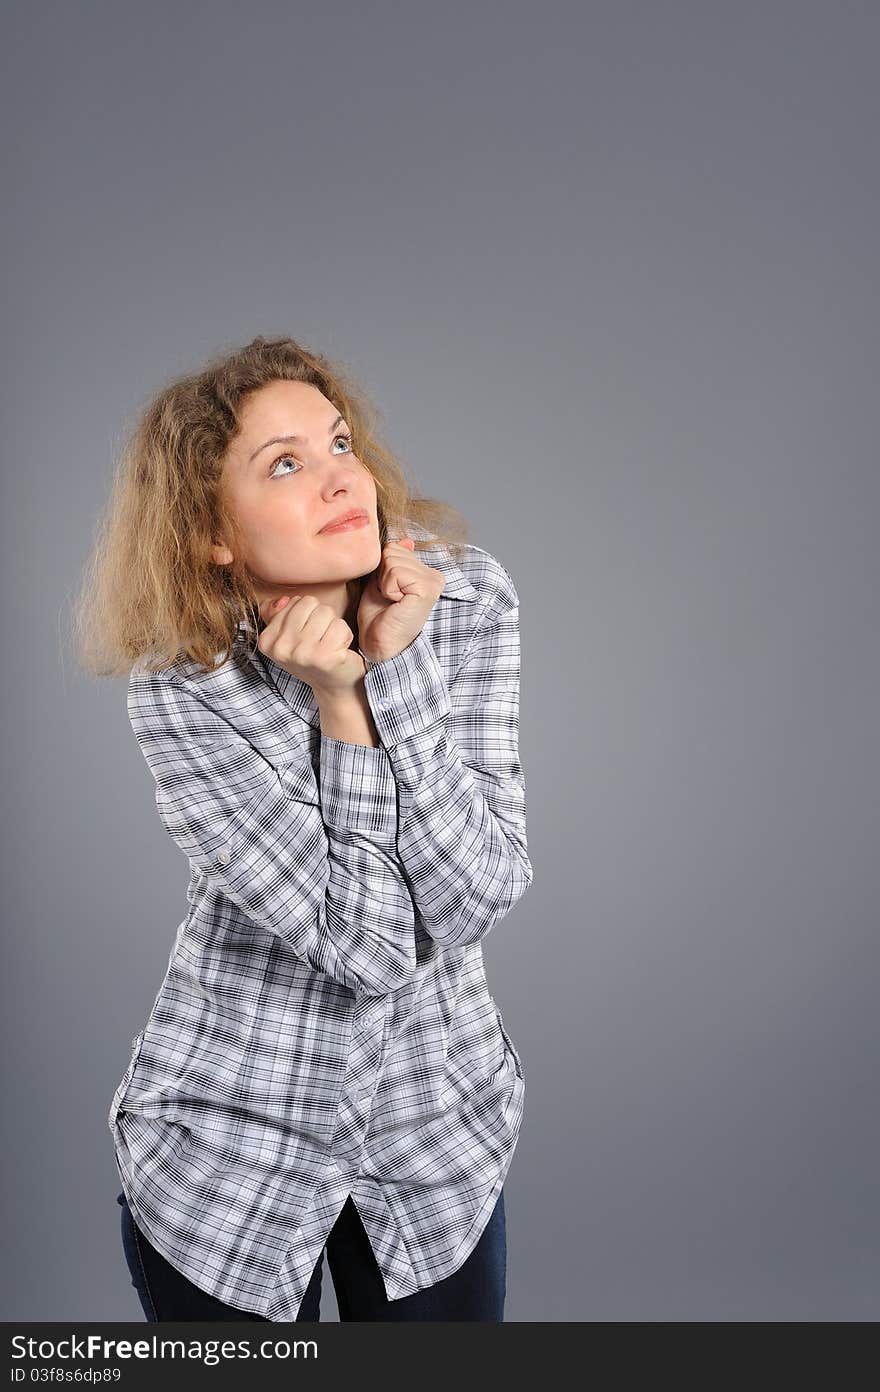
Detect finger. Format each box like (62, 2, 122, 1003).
(259, 594, 291, 626)
(259, 593, 312, 633)
(380, 560, 424, 601)
(273, 596, 345, 652)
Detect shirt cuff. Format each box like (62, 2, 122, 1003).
(318, 733, 399, 836)
(363, 631, 451, 748)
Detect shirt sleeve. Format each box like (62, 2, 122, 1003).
(361, 563, 533, 948)
(126, 668, 418, 997)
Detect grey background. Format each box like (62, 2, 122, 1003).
(2, 0, 877, 1320)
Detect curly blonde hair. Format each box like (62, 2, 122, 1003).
(73, 334, 469, 679)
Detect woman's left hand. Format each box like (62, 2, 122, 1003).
(357, 538, 446, 663)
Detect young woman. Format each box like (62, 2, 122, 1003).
(77, 335, 533, 1321)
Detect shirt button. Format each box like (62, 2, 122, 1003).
(376, 698, 391, 710)
(217, 847, 232, 866)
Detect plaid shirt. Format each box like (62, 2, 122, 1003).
(107, 522, 532, 1320)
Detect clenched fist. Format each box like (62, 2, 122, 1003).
(257, 592, 364, 698)
(357, 538, 445, 663)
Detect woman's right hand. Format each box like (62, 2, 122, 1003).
(258, 594, 366, 698)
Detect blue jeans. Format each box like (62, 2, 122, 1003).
(116, 1187, 506, 1321)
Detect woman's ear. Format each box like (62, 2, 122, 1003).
(211, 542, 234, 566)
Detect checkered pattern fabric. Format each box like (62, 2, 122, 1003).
(108, 523, 532, 1320)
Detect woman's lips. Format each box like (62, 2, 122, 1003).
(318, 512, 370, 535)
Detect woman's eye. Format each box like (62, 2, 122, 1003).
(268, 453, 301, 479)
(269, 433, 353, 478)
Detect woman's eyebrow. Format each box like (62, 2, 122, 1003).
(247, 413, 346, 464)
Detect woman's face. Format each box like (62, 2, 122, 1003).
(214, 379, 381, 612)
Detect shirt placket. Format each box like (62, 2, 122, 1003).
(325, 992, 392, 1173)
